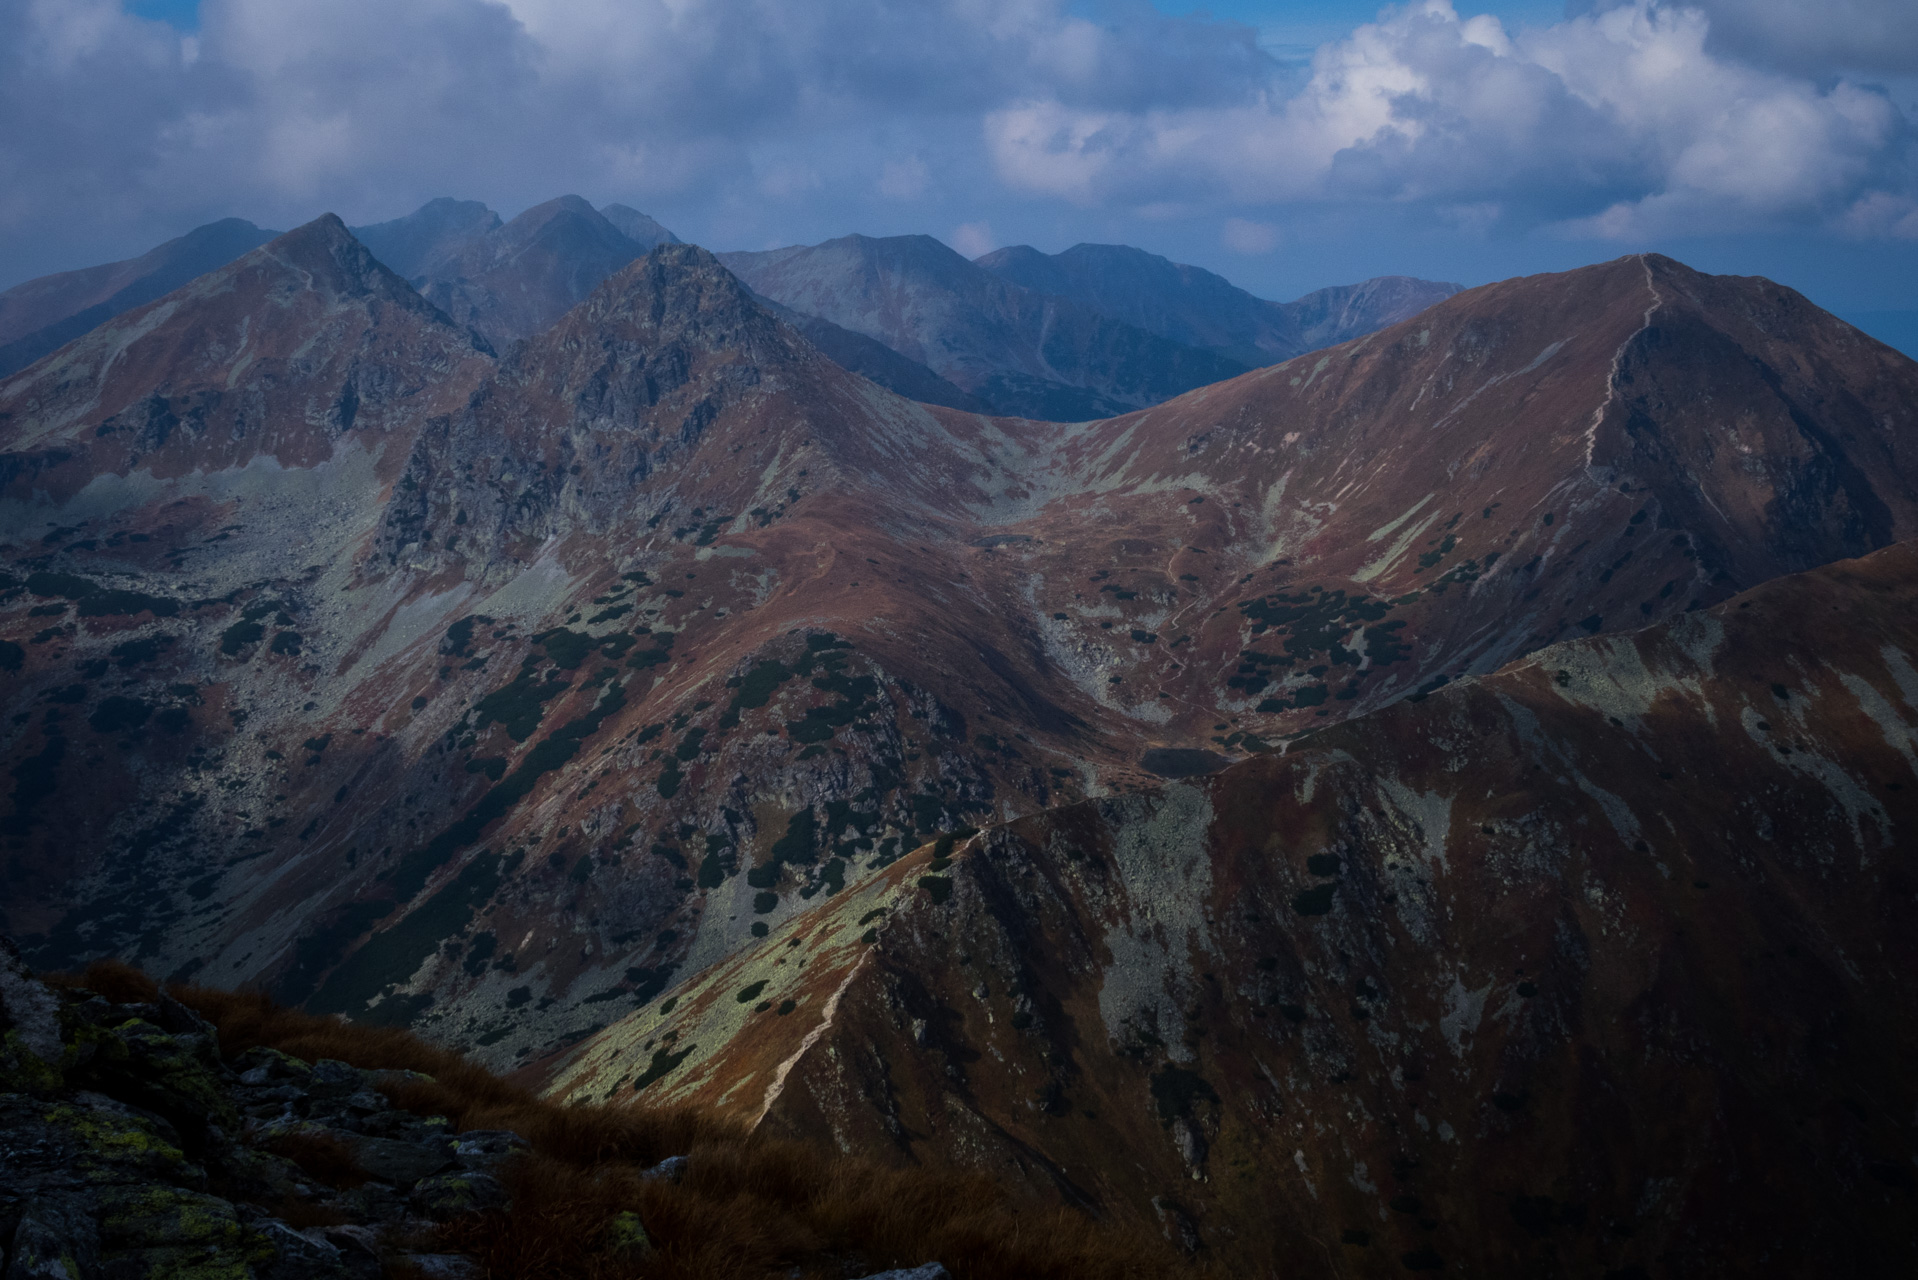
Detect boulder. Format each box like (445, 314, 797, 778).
(409, 1172, 508, 1221)
(0, 936, 63, 1093)
(342, 1135, 452, 1188)
(6, 1198, 101, 1280)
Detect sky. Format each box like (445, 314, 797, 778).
(4, 0, 1917, 334)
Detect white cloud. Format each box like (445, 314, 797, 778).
(877, 156, 930, 201)
(948, 220, 995, 258)
(985, 1, 1915, 239)
(0, 0, 1913, 284)
(1221, 216, 1280, 254)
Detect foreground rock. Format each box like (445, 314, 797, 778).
(0, 944, 519, 1280)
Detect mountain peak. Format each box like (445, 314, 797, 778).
(351, 198, 502, 280)
(261, 214, 452, 313)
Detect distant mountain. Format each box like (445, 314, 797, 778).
(0, 214, 492, 506)
(0, 218, 279, 379)
(401, 195, 672, 350)
(598, 204, 682, 251)
(977, 240, 1459, 368)
(351, 197, 502, 280)
(720, 233, 1250, 419)
(749, 291, 990, 412)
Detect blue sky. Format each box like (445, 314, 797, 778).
(3, 1, 1915, 342)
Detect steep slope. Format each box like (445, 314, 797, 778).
(553, 537, 1918, 1276)
(719, 234, 1249, 420)
(0, 219, 279, 379)
(598, 204, 682, 251)
(1286, 273, 1465, 353)
(750, 291, 992, 412)
(976, 241, 1458, 369)
(963, 253, 1918, 757)
(5, 246, 1915, 1093)
(0, 214, 493, 501)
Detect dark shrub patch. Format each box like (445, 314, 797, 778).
(89, 696, 151, 733)
(1148, 1065, 1219, 1123)
(1292, 883, 1336, 916)
(220, 620, 265, 655)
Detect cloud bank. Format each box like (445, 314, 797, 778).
(0, 0, 1913, 283)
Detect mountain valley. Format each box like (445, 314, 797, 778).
(2, 216, 1916, 1274)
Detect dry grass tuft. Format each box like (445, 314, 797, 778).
(52, 960, 1198, 1280)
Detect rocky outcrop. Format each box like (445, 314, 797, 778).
(0, 952, 521, 1280)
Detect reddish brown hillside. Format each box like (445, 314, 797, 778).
(0, 214, 493, 500)
(555, 538, 1918, 1276)
(4, 242, 1916, 1101)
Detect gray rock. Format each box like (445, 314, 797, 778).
(232, 1047, 312, 1082)
(0, 936, 63, 1074)
(851, 1267, 949, 1280)
(250, 1218, 351, 1280)
(639, 1155, 688, 1183)
(410, 1171, 508, 1221)
(450, 1130, 528, 1173)
(399, 1255, 479, 1280)
(343, 1135, 452, 1188)
(305, 1061, 367, 1100)
(6, 1199, 100, 1280)
(318, 1226, 380, 1260)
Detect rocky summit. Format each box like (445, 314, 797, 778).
(2, 214, 1917, 1275)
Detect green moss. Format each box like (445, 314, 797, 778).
(0, 1030, 63, 1092)
(604, 1209, 653, 1258)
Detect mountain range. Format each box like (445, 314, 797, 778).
(0, 199, 1457, 419)
(2, 212, 1915, 1273)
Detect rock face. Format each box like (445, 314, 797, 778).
(552, 538, 1918, 1276)
(3, 238, 1917, 1100)
(0, 952, 517, 1280)
(0, 220, 280, 380)
(975, 241, 1459, 370)
(719, 233, 1251, 420)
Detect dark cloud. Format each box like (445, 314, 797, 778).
(0, 0, 1913, 289)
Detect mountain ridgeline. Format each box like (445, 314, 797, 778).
(2, 214, 1916, 1275)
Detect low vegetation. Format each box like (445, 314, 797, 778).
(56, 959, 1196, 1280)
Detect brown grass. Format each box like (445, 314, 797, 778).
(53, 959, 1199, 1280)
